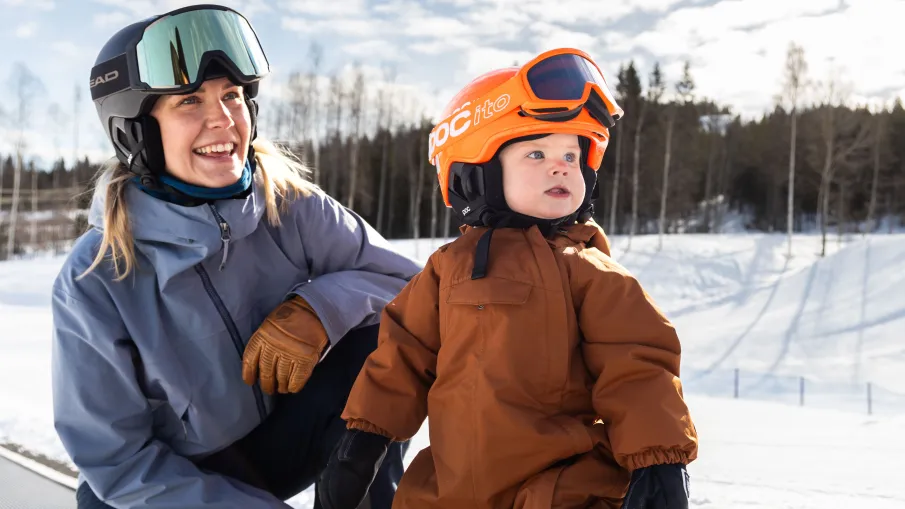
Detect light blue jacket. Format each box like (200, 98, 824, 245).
(51, 174, 422, 508)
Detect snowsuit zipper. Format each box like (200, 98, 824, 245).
(208, 204, 231, 271)
(193, 215, 267, 423)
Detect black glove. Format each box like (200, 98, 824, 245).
(317, 429, 391, 509)
(620, 463, 690, 509)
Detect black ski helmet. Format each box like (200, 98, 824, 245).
(89, 4, 270, 186)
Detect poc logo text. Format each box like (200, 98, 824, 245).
(429, 94, 511, 159)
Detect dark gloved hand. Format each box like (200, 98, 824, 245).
(317, 429, 391, 509)
(620, 463, 690, 509)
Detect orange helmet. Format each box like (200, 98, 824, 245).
(429, 48, 623, 210)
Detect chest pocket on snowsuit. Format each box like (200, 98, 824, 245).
(443, 277, 558, 407)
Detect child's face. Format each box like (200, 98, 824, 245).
(498, 134, 586, 220)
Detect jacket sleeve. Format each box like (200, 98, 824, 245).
(52, 286, 290, 509)
(574, 252, 698, 472)
(287, 190, 423, 345)
(340, 251, 443, 441)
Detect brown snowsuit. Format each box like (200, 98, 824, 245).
(342, 220, 698, 509)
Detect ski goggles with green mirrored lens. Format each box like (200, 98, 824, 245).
(90, 4, 269, 101)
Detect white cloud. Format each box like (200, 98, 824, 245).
(89, 0, 272, 19)
(372, 0, 428, 17)
(93, 11, 131, 28)
(435, 0, 685, 26)
(521, 0, 635, 26)
(460, 46, 537, 77)
(602, 0, 905, 117)
(342, 40, 407, 62)
(666, 0, 838, 34)
(279, 0, 367, 17)
(1, 0, 54, 10)
(50, 41, 86, 59)
(14, 22, 37, 38)
(401, 15, 471, 38)
(461, 2, 532, 40)
(527, 21, 600, 53)
(70, 0, 905, 124)
(282, 16, 385, 38)
(409, 38, 475, 56)
(426, 0, 480, 6)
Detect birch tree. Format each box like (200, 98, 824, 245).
(610, 63, 641, 238)
(327, 74, 345, 198)
(407, 122, 427, 256)
(608, 64, 626, 235)
(305, 43, 323, 185)
(345, 67, 367, 209)
(812, 73, 872, 256)
(780, 42, 808, 257)
(376, 67, 397, 232)
(865, 108, 887, 234)
(659, 61, 693, 250)
(6, 63, 45, 259)
(627, 62, 651, 251)
(46, 102, 68, 189)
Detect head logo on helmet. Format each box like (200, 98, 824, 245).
(90, 70, 120, 88)
(428, 93, 512, 163)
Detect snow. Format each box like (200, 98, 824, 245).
(1, 231, 904, 508)
(604, 233, 905, 414)
(0, 257, 74, 465)
(682, 396, 905, 508)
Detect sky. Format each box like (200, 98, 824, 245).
(0, 0, 902, 168)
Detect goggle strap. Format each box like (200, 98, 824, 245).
(90, 53, 130, 101)
(518, 107, 583, 123)
(585, 89, 617, 128)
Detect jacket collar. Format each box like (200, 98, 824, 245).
(88, 171, 267, 283)
(460, 219, 611, 256)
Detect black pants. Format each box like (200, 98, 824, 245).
(76, 324, 407, 508)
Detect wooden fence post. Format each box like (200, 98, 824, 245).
(867, 382, 873, 416)
(734, 368, 740, 399)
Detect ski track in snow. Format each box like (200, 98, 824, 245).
(2, 233, 904, 508)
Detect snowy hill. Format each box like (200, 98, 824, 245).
(603, 233, 905, 415)
(1, 232, 904, 508)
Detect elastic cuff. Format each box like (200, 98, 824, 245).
(290, 288, 342, 345)
(625, 448, 691, 471)
(346, 419, 400, 441)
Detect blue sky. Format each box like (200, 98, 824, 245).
(0, 0, 902, 168)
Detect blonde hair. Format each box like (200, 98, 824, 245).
(79, 138, 317, 281)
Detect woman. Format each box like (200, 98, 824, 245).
(51, 5, 420, 508)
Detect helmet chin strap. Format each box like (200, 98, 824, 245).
(449, 157, 597, 235)
(457, 156, 598, 281)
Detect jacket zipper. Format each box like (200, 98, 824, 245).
(208, 204, 231, 271)
(194, 261, 268, 423)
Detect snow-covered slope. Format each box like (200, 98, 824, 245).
(1, 232, 904, 508)
(603, 233, 905, 415)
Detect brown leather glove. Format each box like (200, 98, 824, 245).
(242, 296, 329, 394)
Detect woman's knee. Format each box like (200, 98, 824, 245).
(76, 482, 115, 509)
(307, 323, 381, 399)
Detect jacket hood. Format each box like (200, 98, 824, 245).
(87, 171, 267, 283)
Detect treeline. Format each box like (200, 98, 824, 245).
(1, 43, 903, 261)
(260, 44, 904, 254)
